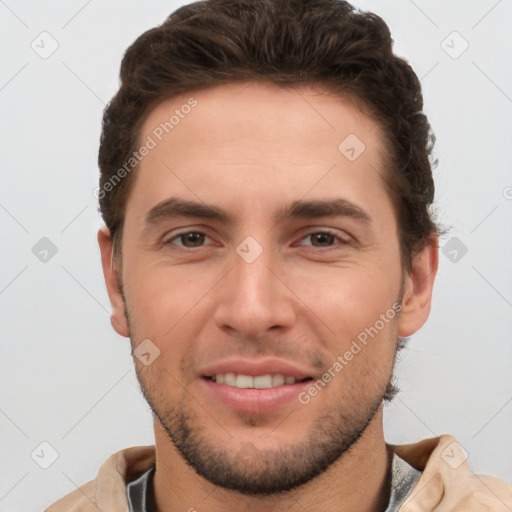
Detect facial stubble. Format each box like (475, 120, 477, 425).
(123, 311, 401, 495)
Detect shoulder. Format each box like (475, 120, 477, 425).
(44, 445, 156, 512)
(390, 435, 512, 511)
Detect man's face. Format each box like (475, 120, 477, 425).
(101, 82, 430, 493)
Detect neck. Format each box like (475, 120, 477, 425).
(152, 406, 391, 512)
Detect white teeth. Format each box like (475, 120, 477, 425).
(211, 373, 297, 388)
(235, 374, 253, 388)
(224, 373, 236, 386)
(272, 374, 285, 387)
(254, 375, 272, 388)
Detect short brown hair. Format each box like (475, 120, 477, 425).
(98, 0, 439, 268)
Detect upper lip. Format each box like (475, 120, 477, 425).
(199, 358, 313, 380)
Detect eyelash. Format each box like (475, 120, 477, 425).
(163, 229, 350, 250)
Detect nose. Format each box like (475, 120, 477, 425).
(212, 243, 297, 340)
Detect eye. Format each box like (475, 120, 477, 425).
(297, 230, 349, 249)
(164, 231, 212, 248)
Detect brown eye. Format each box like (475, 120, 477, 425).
(298, 231, 347, 248)
(166, 231, 211, 248)
(309, 232, 336, 247)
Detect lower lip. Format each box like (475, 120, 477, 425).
(201, 378, 311, 414)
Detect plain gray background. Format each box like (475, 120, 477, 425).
(1, 1, 511, 510)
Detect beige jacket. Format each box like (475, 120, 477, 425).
(46, 435, 512, 511)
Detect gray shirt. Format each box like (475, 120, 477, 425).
(127, 452, 421, 512)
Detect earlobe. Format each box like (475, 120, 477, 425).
(97, 226, 130, 338)
(398, 237, 439, 338)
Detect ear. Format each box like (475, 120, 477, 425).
(398, 236, 439, 338)
(97, 226, 130, 338)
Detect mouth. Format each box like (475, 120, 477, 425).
(199, 360, 316, 413)
(204, 373, 312, 389)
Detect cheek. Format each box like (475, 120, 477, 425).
(287, 262, 401, 333)
(320, 315, 399, 405)
(124, 266, 219, 383)
(123, 257, 212, 334)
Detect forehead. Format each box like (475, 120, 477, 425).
(140, 81, 383, 158)
(126, 81, 393, 229)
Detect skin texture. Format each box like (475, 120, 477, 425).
(98, 82, 438, 511)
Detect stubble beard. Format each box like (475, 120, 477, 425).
(134, 360, 396, 495)
(122, 283, 401, 495)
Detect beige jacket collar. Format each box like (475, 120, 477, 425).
(46, 434, 512, 511)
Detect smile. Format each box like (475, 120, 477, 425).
(207, 373, 309, 388)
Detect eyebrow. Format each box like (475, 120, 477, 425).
(144, 197, 372, 228)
